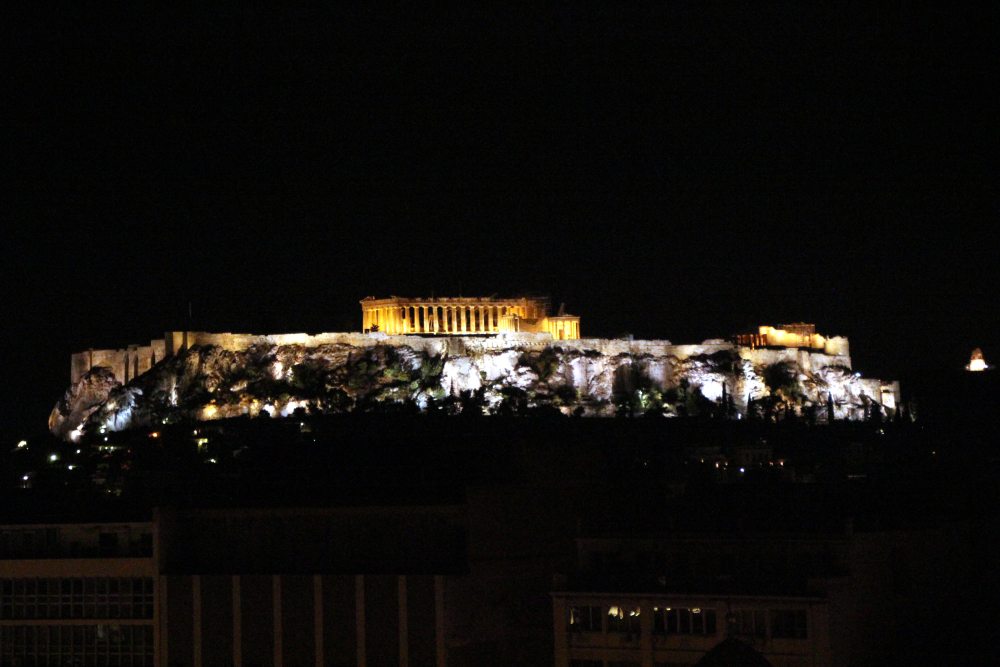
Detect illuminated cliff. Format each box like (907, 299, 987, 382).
(50, 332, 900, 440)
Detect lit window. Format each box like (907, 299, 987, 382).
(567, 605, 602, 632)
(654, 607, 717, 635)
(606, 605, 641, 635)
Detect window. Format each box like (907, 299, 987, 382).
(0, 578, 154, 620)
(734, 609, 767, 640)
(770, 609, 808, 639)
(568, 605, 603, 632)
(653, 607, 717, 635)
(98, 532, 119, 556)
(0, 624, 153, 665)
(606, 605, 641, 635)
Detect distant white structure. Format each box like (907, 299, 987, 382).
(966, 348, 991, 372)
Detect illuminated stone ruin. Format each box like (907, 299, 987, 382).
(54, 309, 903, 439)
(966, 348, 990, 372)
(735, 323, 850, 357)
(359, 295, 581, 339)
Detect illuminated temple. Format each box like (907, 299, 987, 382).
(360, 295, 581, 339)
(735, 322, 850, 356)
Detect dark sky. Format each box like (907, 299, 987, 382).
(3, 4, 997, 437)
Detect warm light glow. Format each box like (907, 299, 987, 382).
(16, 440, 27, 449)
(742, 323, 849, 356)
(149, 431, 160, 439)
(967, 348, 989, 372)
(360, 295, 581, 339)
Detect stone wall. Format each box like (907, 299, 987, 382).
(68, 329, 896, 415)
(70, 340, 167, 385)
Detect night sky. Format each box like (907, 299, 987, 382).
(4, 5, 997, 438)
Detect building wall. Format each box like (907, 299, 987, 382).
(70, 340, 167, 385)
(157, 573, 441, 667)
(2, 514, 451, 667)
(0, 523, 157, 666)
(552, 593, 831, 667)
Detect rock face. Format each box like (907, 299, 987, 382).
(51, 334, 896, 439)
(48, 367, 122, 441)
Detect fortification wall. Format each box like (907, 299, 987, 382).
(69, 330, 863, 407)
(824, 336, 850, 357)
(740, 346, 853, 372)
(59, 327, 906, 437)
(70, 340, 168, 385)
(73, 330, 850, 385)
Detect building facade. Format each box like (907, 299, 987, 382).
(734, 324, 849, 357)
(0, 521, 156, 665)
(359, 296, 581, 339)
(1, 506, 462, 667)
(553, 592, 828, 667)
(551, 528, 900, 667)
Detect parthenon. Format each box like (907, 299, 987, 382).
(360, 295, 582, 339)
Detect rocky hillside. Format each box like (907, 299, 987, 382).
(50, 338, 889, 440)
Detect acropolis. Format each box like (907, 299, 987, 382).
(52, 296, 903, 439)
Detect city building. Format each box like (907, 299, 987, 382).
(0, 520, 156, 665)
(0, 506, 462, 667)
(552, 526, 905, 667)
